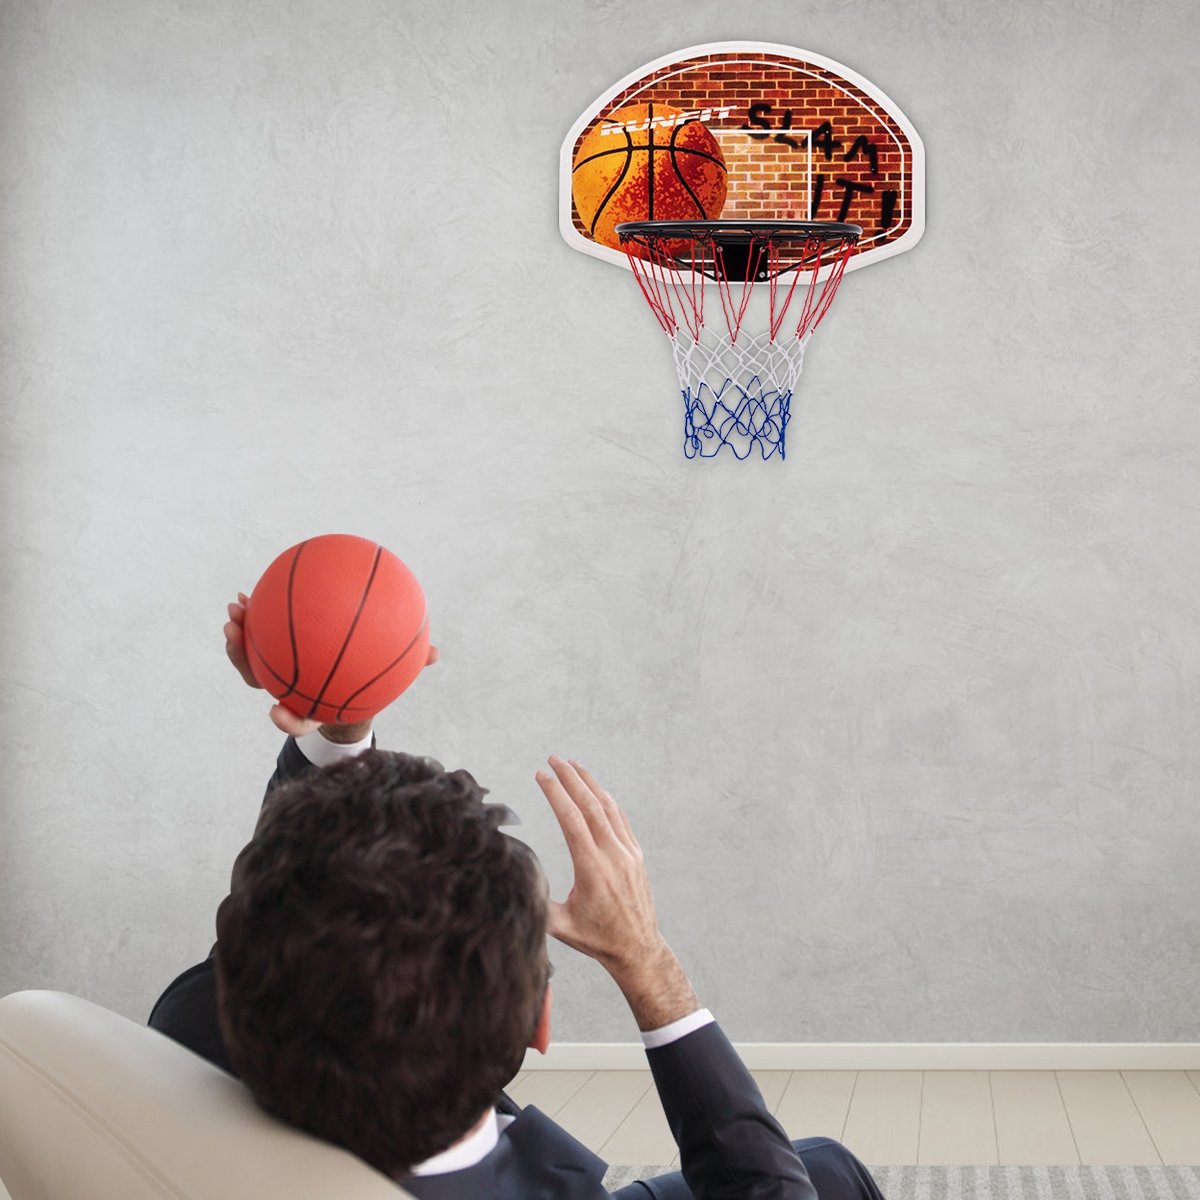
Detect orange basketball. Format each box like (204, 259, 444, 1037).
(572, 103, 727, 253)
(243, 534, 430, 725)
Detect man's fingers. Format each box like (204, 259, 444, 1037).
(426, 644, 439, 667)
(568, 759, 640, 853)
(549, 757, 622, 847)
(224, 619, 261, 688)
(536, 769, 596, 859)
(270, 703, 320, 738)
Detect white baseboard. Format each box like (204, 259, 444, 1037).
(523, 1042, 1200, 1071)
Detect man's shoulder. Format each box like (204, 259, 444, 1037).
(402, 1106, 610, 1199)
(503, 1104, 608, 1175)
(147, 956, 232, 1074)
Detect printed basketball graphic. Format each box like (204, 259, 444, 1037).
(571, 103, 727, 253)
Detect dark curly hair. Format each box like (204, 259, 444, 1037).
(214, 751, 548, 1177)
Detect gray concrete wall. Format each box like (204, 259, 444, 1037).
(2, 0, 1198, 1044)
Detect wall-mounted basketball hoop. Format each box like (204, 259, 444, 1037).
(561, 43, 924, 461)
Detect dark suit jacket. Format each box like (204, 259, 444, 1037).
(150, 738, 817, 1199)
(401, 1020, 817, 1200)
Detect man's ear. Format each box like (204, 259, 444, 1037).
(528, 984, 552, 1055)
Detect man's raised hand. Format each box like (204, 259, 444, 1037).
(536, 757, 699, 1031)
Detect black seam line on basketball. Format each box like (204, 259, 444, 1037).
(249, 615, 427, 716)
(245, 627, 300, 697)
(306, 544, 383, 720)
(237, 648, 369, 710)
(278, 541, 307, 700)
(335, 610, 429, 722)
(647, 104, 655, 220)
(669, 121, 712, 219)
(590, 125, 634, 238)
(232, 638, 381, 710)
(572, 145, 727, 173)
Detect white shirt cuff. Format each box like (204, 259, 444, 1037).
(294, 728, 373, 768)
(640, 1008, 715, 1050)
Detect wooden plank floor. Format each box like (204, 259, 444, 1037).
(2, 1069, 1197, 1199)
(511, 1070, 1200, 1166)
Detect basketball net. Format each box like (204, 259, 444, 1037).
(619, 228, 857, 461)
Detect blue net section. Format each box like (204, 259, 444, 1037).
(682, 381, 793, 461)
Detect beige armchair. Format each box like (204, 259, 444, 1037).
(0, 991, 413, 1200)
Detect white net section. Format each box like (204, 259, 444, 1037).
(621, 227, 857, 461)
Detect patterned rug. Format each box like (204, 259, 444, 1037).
(602, 1165, 1200, 1198)
(869, 1166, 1200, 1199)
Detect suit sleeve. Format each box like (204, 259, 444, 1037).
(646, 1021, 817, 1200)
(263, 734, 319, 798)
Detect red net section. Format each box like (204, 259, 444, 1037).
(622, 228, 856, 345)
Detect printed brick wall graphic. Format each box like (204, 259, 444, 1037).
(560, 42, 925, 276)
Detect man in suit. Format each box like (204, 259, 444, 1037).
(150, 599, 886, 1198)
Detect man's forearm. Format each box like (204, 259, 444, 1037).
(609, 942, 701, 1032)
